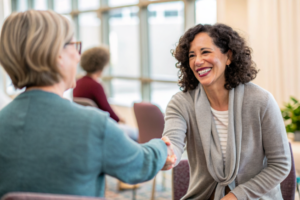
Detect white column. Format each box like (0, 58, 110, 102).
(0, 0, 12, 108)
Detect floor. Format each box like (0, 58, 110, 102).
(105, 170, 172, 200)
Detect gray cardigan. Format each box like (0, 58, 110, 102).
(163, 83, 291, 200)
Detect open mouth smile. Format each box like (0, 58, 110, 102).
(196, 67, 212, 77)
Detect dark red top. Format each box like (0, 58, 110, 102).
(73, 75, 120, 122)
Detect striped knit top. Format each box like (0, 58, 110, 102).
(211, 107, 228, 164)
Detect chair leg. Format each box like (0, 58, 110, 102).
(151, 176, 156, 200)
(132, 187, 136, 200)
(162, 171, 166, 191)
(297, 182, 300, 199)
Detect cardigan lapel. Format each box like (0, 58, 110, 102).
(194, 84, 223, 181)
(194, 83, 245, 200)
(194, 84, 212, 167)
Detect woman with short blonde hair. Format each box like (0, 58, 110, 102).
(0, 10, 73, 88)
(0, 10, 175, 198)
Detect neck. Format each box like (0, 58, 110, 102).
(26, 81, 66, 97)
(87, 72, 101, 81)
(203, 84, 229, 111)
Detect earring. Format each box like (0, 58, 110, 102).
(226, 64, 230, 68)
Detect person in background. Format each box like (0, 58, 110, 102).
(163, 24, 291, 200)
(73, 46, 138, 142)
(0, 10, 176, 198)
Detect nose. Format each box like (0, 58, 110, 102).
(195, 55, 204, 67)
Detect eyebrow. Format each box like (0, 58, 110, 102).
(200, 47, 212, 51)
(189, 47, 212, 54)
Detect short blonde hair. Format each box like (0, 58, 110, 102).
(0, 10, 74, 89)
(80, 46, 110, 74)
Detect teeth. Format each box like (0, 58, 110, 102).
(198, 68, 211, 75)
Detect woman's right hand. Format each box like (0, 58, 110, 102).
(161, 136, 177, 170)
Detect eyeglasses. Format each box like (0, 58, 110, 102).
(64, 41, 82, 55)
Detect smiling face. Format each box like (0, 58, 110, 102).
(189, 32, 231, 90)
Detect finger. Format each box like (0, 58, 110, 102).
(161, 136, 171, 146)
(168, 147, 174, 155)
(163, 164, 173, 170)
(167, 147, 174, 156)
(165, 155, 176, 165)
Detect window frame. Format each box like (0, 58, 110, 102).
(11, 0, 197, 104)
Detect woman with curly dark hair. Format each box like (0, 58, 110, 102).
(163, 24, 291, 200)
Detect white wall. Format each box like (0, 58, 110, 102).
(217, 0, 300, 107)
(0, 0, 12, 108)
(217, 0, 248, 38)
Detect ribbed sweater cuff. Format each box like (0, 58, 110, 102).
(231, 186, 247, 200)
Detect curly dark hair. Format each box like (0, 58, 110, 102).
(80, 46, 110, 74)
(173, 23, 258, 92)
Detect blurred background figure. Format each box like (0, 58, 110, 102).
(73, 46, 139, 142)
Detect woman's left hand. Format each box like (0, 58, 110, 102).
(220, 193, 237, 200)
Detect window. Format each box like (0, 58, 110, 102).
(79, 12, 101, 52)
(78, 12, 101, 75)
(17, 0, 28, 11)
(54, 0, 71, 13)
(148, 11, 156, 17)
(109, 79, 141, 106)
(196, 0, 217, 25)
(151, 82, 180, 112)
(109, 7, 140, 78)
(34, 0, 47, 10)
(164, 10, 178, 17)
(78, 0, 100, 11)
(108, 0, 138, 7)
(148, 2, 184, 80)
(10, 0, 217, 108)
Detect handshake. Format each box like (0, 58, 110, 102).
(161, 136, 177, 171)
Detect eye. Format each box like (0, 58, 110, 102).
(202, 51, 210, 54)
(189, 54, 195, 58)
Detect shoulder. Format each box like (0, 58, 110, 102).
(166, 86, 198, 116)
(243, 82, 277, 116)
(170, 86, 198, 104)
(71, 101, 109, 121)
(76, 76, 102, 88)
(243, 82, 273, 104)
(168, 90, 193, 109)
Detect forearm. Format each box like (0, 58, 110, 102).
(231, 156, 290, 199)
(232, 94, 291, 199)
(119, 139, 168, 184)
(103, 120, 168, 184)
(163, 97, 188, 166)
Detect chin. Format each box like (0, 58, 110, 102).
(198, 78, 214, 87)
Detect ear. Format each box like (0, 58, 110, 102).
(226, 50, 232, 65)
(57, 51, 64, 68)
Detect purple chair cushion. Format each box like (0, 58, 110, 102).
(172, 159, 190, 200)
(1, 193, 106, 200)
(73, 97, 98, 108)
(133, 102, 165, 144)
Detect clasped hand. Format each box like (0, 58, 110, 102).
(220, 193, 238, 200)
(161, 136, 177, 170)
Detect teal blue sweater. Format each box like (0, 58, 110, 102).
(0, 90, 167, 197)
